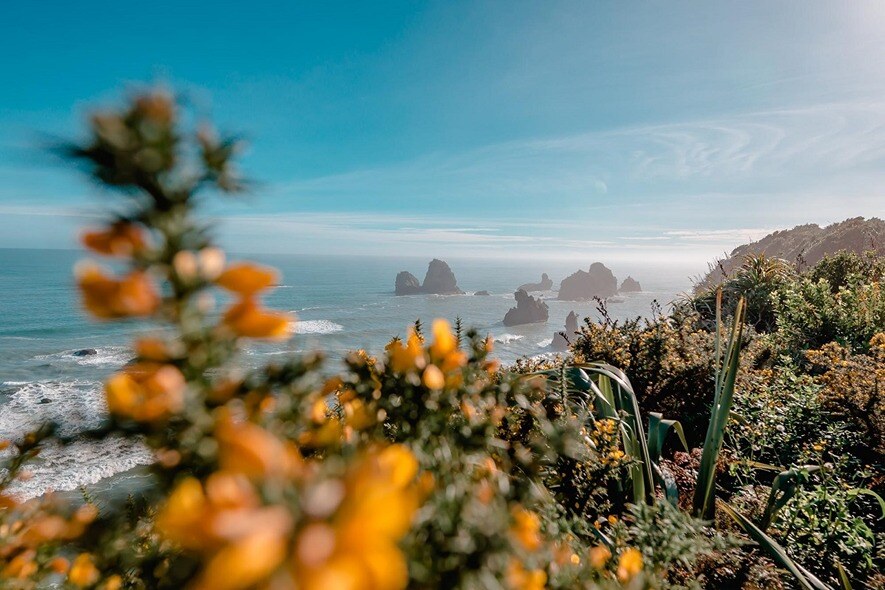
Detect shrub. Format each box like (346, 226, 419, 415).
(773, 276, 885, 355)
(688, 255, 794, 333)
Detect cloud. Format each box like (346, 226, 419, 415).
(266, 99, 885, 221)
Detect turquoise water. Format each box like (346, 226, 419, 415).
(0, 248, 696, 497)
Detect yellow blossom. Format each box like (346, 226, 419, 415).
(81, 222, 148, 257)
(216, 262, 278, 296)
(68, 554, 100, 587)
(77, 264, 159, 319)
(222, 298, 292, 340)
(422, 365, 445, 390)
(617, 548, 643, 582)
(215, 416, 288, 479)
(510, 507, 542, 552)
(105, 362, 185, 422)
(506, 560, 546, 590)
(588, 545, 611, 569)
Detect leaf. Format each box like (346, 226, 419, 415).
(836, 562, 852, 590)
(848, 488, 885, 518)
(647, 412, 689, 464)
(721, 501, 833, 590)
(693, 295, 745, 519)
(760, 466, 820, 531)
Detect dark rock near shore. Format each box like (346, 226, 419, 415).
(39, 398, 52, 404)
(558, 263, 618, 300)
(395, 271, 422, 295)
(518, 273, 553, 292)
(72, 348, 98, 357)
(503, 289, 549, 326)
(619, 276, 642, 293)
(552, 311, 580, 351)
(395, 259, 464, 295)
(474, 290, 490, 296)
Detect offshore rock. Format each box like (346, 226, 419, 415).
(395, 260, 464, 295)
(518, 273, 553, 292)
(395, 271, 422, 295)
(552, 311, 580, 351)
(558, 263, 618, 300)
(619, 276, 642, 293)
(503, 289, 549, 326)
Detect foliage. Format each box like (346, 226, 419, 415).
(2, 88, 884, 590)
(689, 255, 794, 333)
(1, 90, 671, 590)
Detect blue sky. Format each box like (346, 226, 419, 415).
(1, 1, 884, 262)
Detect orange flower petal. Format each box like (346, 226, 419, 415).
(223, 299, 292, 340)
(81, 223, 148, 257)
(216, 263, 278, 296)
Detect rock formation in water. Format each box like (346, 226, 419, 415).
(394, 259, 464, 295)
(72, 349, 98, 357)
(395, 271, 422, 295)
(551, 311, 580, 351)
(557, 262, 618, 300)
(518, 273, 553, 292)
(422, 259, 463, 294)
(474, 290, 490, 296)
(696, 217, 885, 291)
(503, 289, 549, 326)
(619, 276, 642, 293)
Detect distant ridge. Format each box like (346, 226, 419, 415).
(697, 217, 885, 290)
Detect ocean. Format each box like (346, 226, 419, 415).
(0, 248, 697, 498)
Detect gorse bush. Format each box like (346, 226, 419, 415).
(0, 90, 678, 590)
(1, 89, 883, 590)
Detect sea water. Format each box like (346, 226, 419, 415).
(0, 248, 696, 497)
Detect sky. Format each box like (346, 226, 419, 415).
(1, 1, 884, 264)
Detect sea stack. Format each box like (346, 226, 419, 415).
(551, 311, 580, 351)
(557, 262, 618, 300)
(394, 259, 464, 295)
(503, 289, 549, 326)
(619, 276, 642, 293)
(395, 271, 422, 295)
(518, 273, 553, 292)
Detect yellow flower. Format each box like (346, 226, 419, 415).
(134, 336, 177, 361)
(3, 550, 37, 579)
(81, 222, 148, 257)
(510, 507, 542, 552)
(215, 416, 288, 479)
(588, 545, 611, 569)
(422, 365, 445, 390)
(506, 560, 547, 590)
(68, 554, 100, 587)
(429, 319, 457, 359)
(616, 548, 643, 582)
(291, 447, 421, 590)
(343, 399, 375, 430)
(105, 362, 185, 422)
(386, 331, 426, 373)
(49, 557, 70, 574)
(76, 263, 159, 319)
(216, 262, 278, 296)
(222, 298, 292, 340)
(193, 530, 288, 590)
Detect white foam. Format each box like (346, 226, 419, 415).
(494, 333, 524, 344)
(0, 380, 152, 499)
(294, 320, 344, 335)
(35, 346, 131, 368)
(537, 338, 553, 348)
(4, 436, 151, 500)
